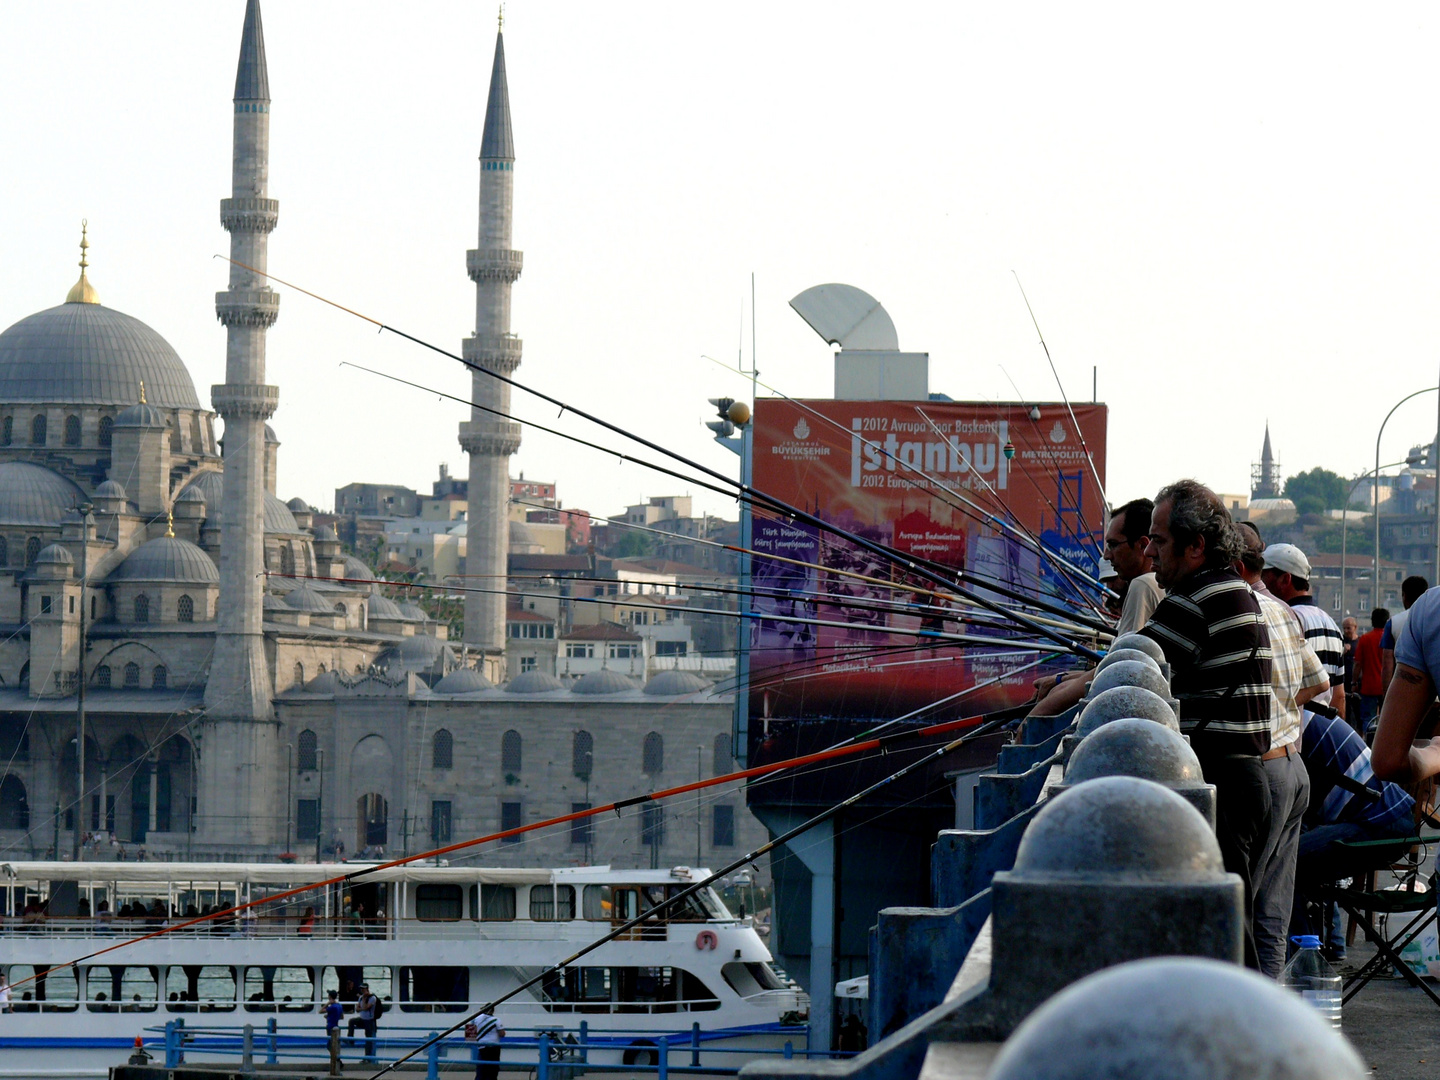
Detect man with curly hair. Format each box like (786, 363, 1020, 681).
(1139, 479, 1274, 969)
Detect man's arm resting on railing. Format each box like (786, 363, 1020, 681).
(1372, 663, 1440, 783)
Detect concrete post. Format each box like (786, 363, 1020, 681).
(784, 816, 836, 1054)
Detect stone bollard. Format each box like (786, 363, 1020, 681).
(1092, 647, 1160, 675)
(1110, 632, 1170, 678)
(1052, 718, 1216, 825)
(1080, 659, 1173, 705)
(1060, 684, 1178, 764)
(986, 956, 1367, 1079)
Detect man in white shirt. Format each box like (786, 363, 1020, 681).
(466, 1011, 505, 1080)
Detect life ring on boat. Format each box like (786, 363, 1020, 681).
(695, 929, 719, 950)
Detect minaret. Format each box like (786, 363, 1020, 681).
(200, 0, 281, 848)
(459, 14, 523, 681)
(1252, 423, 1280, 499)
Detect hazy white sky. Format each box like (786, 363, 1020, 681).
(4, 2, 1440, 520)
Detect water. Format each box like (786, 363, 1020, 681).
(1281, 934, 1343, 1031)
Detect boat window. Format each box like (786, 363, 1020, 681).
(720, 961, 787, 997)
(8, 964, 78, 1012)
(539, 966, 612, 1013)
(322, 966, 393, 1005)
(582, 885, 612, 920)
(529, 884, 576, 921)
(399, 966, 469, 1013)
(166, 965, 236, 1012)
(468, 884, 515, 921)
(84, 965, 158, 1012)
(415, 884, 463, 921)
(243, 967, 313, 1012)
(541, 967, 718, 1013)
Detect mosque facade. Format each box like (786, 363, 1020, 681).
(0, 1, 761, 871)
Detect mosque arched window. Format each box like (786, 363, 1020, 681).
(293, 661, 304, 687)
(134, 594, 150, 624)
(177, 594, 194, 623)
(30, 414, 45, 446)
(642, 731, 664, 776)
(98, 416, 113, 448)
(24, 537, 40, 566)
(433, 729, 453, 770)
(296, 729, 317, 771)
(63, 415, 80, 447)
(152, 665, 167, 690)
(0, 538, 9, 568)
(123, 662, 140, 689)
(1, 416, 11, 446)
(280, 544, 295, 576)
(573, 730, 594, 779)
(713, 732, 732, 776)
(0, 775, 29, 830)
(501, 729, 522, 774)
(95, 665, 111, 688)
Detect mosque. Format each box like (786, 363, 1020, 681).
(0, 1, 755, 869)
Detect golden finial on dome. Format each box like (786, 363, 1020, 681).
(65, 220, 100, 305)
(498, 3, 504, 31)
(138, 380, 147, 405)
(165, 509, 175, 539)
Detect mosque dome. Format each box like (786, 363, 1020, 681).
(263, 592, 287, 612)
(180, 471, 301, 533)
(95, 479, 128, 500)
(398, 601, 429, 622)
(0, 462, 86, 526)
(571, 669, 639, 695)
(114, 400, 168, 429)
(110, 536, 219, 584)
(505, 670, 565, 694)
(316, 525, 339, 541)
(643, 669, 713, 696)
(175, 486, 205, 506)
(433, 667, 495, 694)
(367, 594, 404, 619)
(286, 496, 307, 512)
(376, 634, 456, 677)
(35, 544, 73, 567)
(0, 303, 201, 409)
(342, 555, 375, 583)
(285, 582, 338, 614)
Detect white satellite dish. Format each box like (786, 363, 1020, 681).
(789, 284, 899, 351)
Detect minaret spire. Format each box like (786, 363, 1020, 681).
(459, 23, 523, 679)
(205, 0, 280, 730)
(65, 220, 100, 305)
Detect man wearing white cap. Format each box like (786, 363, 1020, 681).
(1263, 543, 1347, 722)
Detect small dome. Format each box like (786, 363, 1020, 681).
(114, 401, 168, 429)
(644, 670, 713, 696)
(265, 423, 279, 444)
(572, 669, 639, 695)
(35, 543, 73, 566)
(989, 958, 1367, 1080)
(315, 525, 339, 541)
(0, 462, 85, 526)
(95, 479, 128, 500)
(285, 582, 339, 614)
(180, 472, 301, 533)
(263, 592, 287, 611)
(306, 670, 341, 694)
(175, 485, 205, 504)
(1094, 648, 1160, 676)
(399, 602, 429, 622)
(377, 635, 456, 676)
(1066, 719, 1205, 788)
(1076, 686, 1179, 740)
(110, 536, 218, 584)
(1012, 776, 1223, 883)
(368, 594, 404, 619)
(1109, 633, 1166, 665)
(342, 555, 374, 581)
(286, 496, 308, 511)
(505, 670, 565, 694)
(433, 667, 495, 694)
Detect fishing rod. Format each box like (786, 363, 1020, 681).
(702, 352, 1111, 597)
(1011, 272, 1108, 510)
(361, 712, 1010, 1080)
(343, 359, 1103, 637)
(11, 700, 1009, 994)
(211, 258, 1102, 661)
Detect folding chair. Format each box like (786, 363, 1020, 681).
(1311, 833, 1440, 1009)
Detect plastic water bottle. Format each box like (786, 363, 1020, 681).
(1281, 934, 1343, 1031)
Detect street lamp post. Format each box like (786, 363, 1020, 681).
(1342, 460, 1416, 616)
(314, 748, 325, 864)
(1374, 388, 1439, 587)
(284, 742, 293, 857)
(72, 503, 92, 863)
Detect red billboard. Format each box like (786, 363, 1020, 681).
(748, 398, 1108, 720)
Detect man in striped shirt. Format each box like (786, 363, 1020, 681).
(1139, 479, 1272, 969)
(1262, 543, 1347, 722)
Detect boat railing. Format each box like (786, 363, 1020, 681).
(142, 1018, 837, 1078)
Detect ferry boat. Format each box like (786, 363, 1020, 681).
(0, 861, 807, 1077)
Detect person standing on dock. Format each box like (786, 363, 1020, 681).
(323, 989, 344, 1074)
(1139, 479, 1273, 970)
(466, 1012, 505, 1080)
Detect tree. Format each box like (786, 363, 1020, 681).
(611, 530, 657, 559)
(1283, 468, 1347, 518)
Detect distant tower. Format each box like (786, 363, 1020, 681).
(200, 0, 281, 846)
(1251, 423, 1281, 499)
(458, 16, 523, 681)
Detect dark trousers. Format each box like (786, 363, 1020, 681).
(347, 1018, 376, 1061)
(1290, 819, 1416, 950)
(475, 1043, 501, 1080)
(1200, 753, 1272, 970)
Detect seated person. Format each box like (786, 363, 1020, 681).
(1291, 706, 1416, 958)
